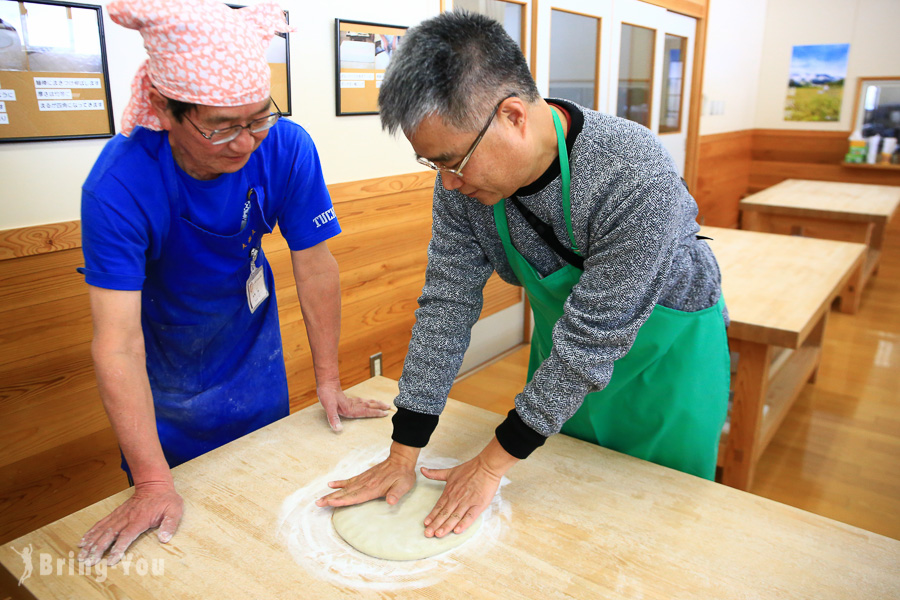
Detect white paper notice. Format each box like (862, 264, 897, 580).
(340, 81, 365, 88)
(341, 72, 375, 81)
(0, 114, 9, 125)
(38, 100, 105, 111)
(33, 77, 101, 89)
(0, 101, 6, 112)
(0, 90, 15, 101)
(36, 89, 74, 100)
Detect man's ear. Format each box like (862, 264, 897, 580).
(498, 96, 528, 138)
(148, 87, 174, 131)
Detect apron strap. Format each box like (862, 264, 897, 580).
(553, 108, 579, 254)
(509, 197, 584, 270)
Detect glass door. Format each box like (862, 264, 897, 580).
(533, 0, 613, 111)
(656, 12, 695, 176)
(548, 9, 601, 109)
(452, 0, 530, 57)
(610, 0, 695, 175)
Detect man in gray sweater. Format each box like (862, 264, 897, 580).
(318, 10, 730, 539)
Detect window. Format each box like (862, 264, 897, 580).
(616, 23, 654, 127)
(549, 9, 599, 109)
(454, 0, 526, 52)
(659, 34, 686, 133)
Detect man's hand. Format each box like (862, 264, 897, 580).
(316, 442, 419, 507)
(420, 437, 518, 538)
(77, 480, 183, 566)
(317, 383, 390, 432)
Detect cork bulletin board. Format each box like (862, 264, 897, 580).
(334, 18, 406, 116)
(0, 0, 114, 143)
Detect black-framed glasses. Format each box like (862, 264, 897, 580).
(416, 94, 516, 178)
(184, 98, 283, 145)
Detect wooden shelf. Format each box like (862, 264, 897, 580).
(717, 344, 821, 466)
(842, 161, 900, 171)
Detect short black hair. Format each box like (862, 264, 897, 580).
(378, 9, 540, 136)
(164, 96, 196, 123)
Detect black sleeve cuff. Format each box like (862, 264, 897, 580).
(391, 407, 440, 448)
(495, 409, 548, 459)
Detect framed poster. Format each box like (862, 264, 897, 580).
(335, 18, 406, 116)
(784, 44, 850, 122)
(0, 0, 114, 143)
(229, 4, 292, 116)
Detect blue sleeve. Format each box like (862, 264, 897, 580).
(274, 125, 341, 251)
(80, 187, 151, 291)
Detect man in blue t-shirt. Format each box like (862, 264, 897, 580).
(76, 0, 388, 567)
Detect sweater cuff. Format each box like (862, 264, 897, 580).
(391, 407, 440, 448)
(495, 409, 548, 459)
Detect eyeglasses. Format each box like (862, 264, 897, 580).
(184, 98, 283, 145)
(416, 94, 516, 178)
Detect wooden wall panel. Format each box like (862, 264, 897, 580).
(749, 130, 900, 192)
(0, 171, 523, 544)
(695, 130, 753, 228)
(697, 129, 900, 228)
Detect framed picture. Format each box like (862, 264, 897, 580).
(334, 18, 407, 116)
(0, 0, 115, 143)
(229, 4, 292, 116)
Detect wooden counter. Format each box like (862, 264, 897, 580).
(740, 179, 900, 313)
(2, 377, 898, 599)
(702, 226, 866, 491)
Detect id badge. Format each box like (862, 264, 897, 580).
(246, 248, 269, 313)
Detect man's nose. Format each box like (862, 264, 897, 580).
(440, 171, 463, 191)
(228, 127, 255, 153)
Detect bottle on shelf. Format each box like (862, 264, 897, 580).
(866, 133, 882, 164)
(880, 137, 897, 164)
(844, 129, 867, 163)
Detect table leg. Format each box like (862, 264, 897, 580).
(838, 259, 863, 315)
(721, 338, 771, 491)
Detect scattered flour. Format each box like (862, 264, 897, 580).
(277, 446, 512, 591)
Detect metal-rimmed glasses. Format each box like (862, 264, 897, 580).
(184, 98, 283, 145)
(416, 93, 516, 178)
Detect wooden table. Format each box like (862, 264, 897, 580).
(740, 179, 900, 313)
(702, 226, 866, 492)
(2, 377, 898, 599)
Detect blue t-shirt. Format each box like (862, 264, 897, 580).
(81, 119, 340, 291)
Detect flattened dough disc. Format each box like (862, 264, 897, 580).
(331, 476, 482, 561)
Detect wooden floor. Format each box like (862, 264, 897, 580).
(451, 217, 900, 541)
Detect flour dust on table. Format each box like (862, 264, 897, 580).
(277, 446, 511, 591)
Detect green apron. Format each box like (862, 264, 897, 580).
(492, 110, 730, 480)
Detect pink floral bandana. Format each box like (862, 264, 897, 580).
(108, 0, 293, 135)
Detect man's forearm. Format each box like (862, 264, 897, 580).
(292, 251, 342, 387)
(92, 343, 172, 485)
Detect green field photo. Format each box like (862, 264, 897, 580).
(784, 83, 844, 121)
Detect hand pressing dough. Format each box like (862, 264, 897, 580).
(332, 476, 483, 561)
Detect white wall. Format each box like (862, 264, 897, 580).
(754, 0, 900, 131)
(699, 0, 767, 135)
(0, 0, 438, 230)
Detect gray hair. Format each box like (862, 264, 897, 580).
(378, 10, 540, 136)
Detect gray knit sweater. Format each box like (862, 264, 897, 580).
(391, 99, 725, 458)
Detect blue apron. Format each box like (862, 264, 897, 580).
(135, 141, 289, 469)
